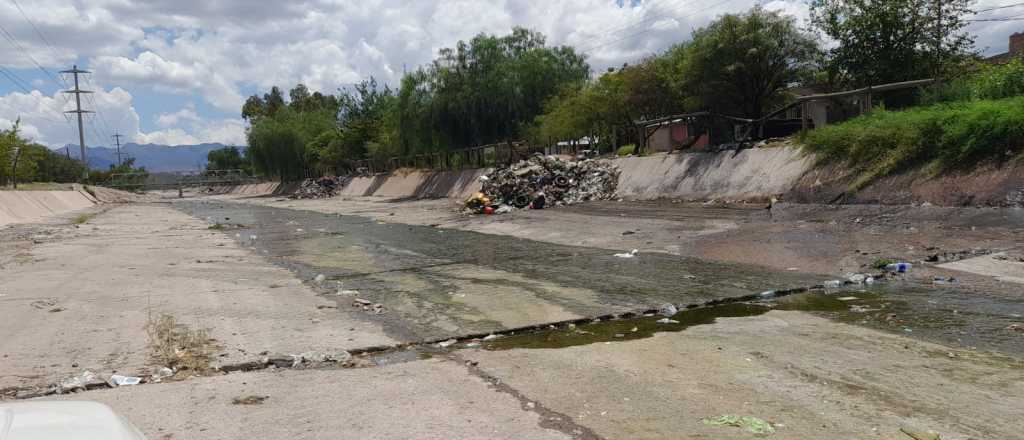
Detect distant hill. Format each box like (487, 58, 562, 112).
(58, 143, 247, 172)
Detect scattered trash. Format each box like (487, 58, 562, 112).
(885, 262, 912, 273)
(658, 303, 678, 317)
(152, 367, 174, 381)
(109, 374, 142, 387)
(483, 334, 500, 341)
(291, 176, 352, 199)
(823, 280, 844, 288)
(494, 204, 515, 215)
(437, 339, 458, 348)
(335, 289, 359, 296)
(836, 296, 859, 301)
(759, 290, 776, 298)
(232, 395, 269, 405)
(58, 370, 105, 393)
(932, 276, 957, 284)
(614, 249, 639, 258)
(900, 426, 941, 440)
(702, 415, 776, 436)
(1006, 323, 1023, 332)
(466, 154, 620, 214)
(314, 274, 326, 283)
(656, 318, 680, 324)
(847, 273, 871, 284)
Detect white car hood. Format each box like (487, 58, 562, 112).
(0, 401, 145, 440)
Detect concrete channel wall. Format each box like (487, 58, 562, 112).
(337, 168, 491, 200)
(0, 190, 96, 226)
(329, 148, 811, 202)
(230, 147, 813, 202)
(615, 146, 814, 201)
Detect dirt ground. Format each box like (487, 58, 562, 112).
(2, 194, 1023, 439)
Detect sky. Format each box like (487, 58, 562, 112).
(0, 0, 1020, 149)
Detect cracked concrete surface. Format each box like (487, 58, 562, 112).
(3, 197, 1024, 440)
(0, 204, 394, 391)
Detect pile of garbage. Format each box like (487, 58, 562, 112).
(466, 154, 620, 214)
(291, 176, 350, 199)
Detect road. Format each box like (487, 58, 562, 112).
(1, 197, 1022, 439)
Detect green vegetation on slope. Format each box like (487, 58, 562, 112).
(801, 96, 1024, 189)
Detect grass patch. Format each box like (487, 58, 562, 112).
(616, 144, 637, 156)
(871, 258, 897, 269)
(71, 213, 96, 224)
(800, 96, 1024, 189)
(144, 314, 218, 374)
(207, 223, 225, 230)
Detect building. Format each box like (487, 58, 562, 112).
(986, 32, 1023, 64)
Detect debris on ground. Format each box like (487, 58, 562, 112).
(437, 339, 458, 348)
(232, 395, 269, 405)
(108, 374, 142, 387)
(658, 303, 678, 317)
(702, 414, 776, 436)
(656, 318, 680, 324)
(614, 249, 639, 259)
(151, 367, 175, 382)
(352, 298, 386, 314)
(465, 154, 620, 214)
(885, 262, 912, 273)
(1006, 323, 1023, 332)
(823, 280, 844, 288)
(900, 426, 941, 440)
(847, 273, 874, 284)
(291, 176, 352, 199)
(58, 370, 105, 393)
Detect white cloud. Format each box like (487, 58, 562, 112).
(135, 128, 199, 145)
(155, 103, 201, 127)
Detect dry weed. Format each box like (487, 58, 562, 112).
(144, 314, 218, 373)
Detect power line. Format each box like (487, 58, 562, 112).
(9, 0, 65, 82)
(972, 2, 1024, 14)
(0, 22, 64, 89)
(0, 66, 33, 93)
(968, 13, 1024, 21)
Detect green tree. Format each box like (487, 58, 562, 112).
(810, 0, 975, 87)
(395, 27, 589, 152)
(683, 6, 820, 118)
(206, 146, 245, 171)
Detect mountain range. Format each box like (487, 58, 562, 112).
(58, 143, 246, 172)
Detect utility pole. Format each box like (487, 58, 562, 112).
(60, 65, 93, 180)
(112, 133, 125, 166)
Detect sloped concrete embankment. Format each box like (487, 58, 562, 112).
(238, 149, 810, 202)
(615, 147, 814, 201)
(0, 190, 96, 226)
(336, 168, 490, 200)
(789, 161, 1024, 207)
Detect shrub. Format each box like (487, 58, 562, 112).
(801, 97, 1024, 188)
(617, 144, 637, 156)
